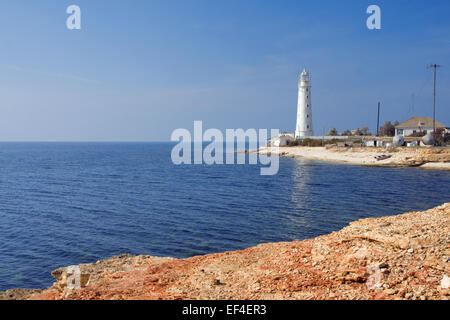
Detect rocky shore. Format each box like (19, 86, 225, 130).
(257, 146, 450, 170)
(2, 203, 449, 300)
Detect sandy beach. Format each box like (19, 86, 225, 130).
(256, 146, 450, 170)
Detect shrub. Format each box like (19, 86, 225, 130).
(433, 129, 450, 146)
(408, 132, 426, 137)
(286, 138, 349, 147)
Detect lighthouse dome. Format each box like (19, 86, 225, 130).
(300, 68, 310, 81)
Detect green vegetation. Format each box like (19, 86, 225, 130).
(433, 128, 450, 146)
(379, 121, 399, 137)
(326, 127, 373, 137)
(286, 138, 347, 147)
(341, 130, 352, 136)
(327, 128, 338, 136)
(407, 131, 426, 138)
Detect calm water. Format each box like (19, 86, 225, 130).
(0, 142, 449, 290)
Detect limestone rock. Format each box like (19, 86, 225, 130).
(22, 203, 450, 300)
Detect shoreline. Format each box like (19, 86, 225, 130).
(256, 146, 450, 170)
(2, 203, 449, 300)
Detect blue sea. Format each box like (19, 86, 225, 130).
(0, 142, 449, 290)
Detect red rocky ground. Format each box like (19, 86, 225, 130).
(2, 203, 448, 300)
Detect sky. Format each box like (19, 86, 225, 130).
(0, 0, 449, 141)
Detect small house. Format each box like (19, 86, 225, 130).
(395, 117, 446, 137)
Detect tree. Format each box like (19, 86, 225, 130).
(379, 121, 396, 137)
(327, 128, 338, 136)
(354, 128, 361, 136)
(341, 129, 352, 136)
(360, 127, 372, 136)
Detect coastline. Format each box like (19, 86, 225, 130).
(2, 203, 449, 300)
(256, 146, 450, 170)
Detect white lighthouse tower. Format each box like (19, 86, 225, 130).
(295, 68, 314, 139)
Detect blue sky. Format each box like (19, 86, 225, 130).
(0, 0, 449, 141)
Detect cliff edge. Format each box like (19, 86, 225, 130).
(3, 203, 449, 300)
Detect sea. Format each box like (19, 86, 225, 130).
(0, 142, 449, 290)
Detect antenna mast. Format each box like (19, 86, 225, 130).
(427, 63, 441, 133)
(376, 102, 380, 137)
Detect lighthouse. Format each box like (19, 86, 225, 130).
(295, 69, 314, 139)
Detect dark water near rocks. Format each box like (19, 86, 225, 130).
(0, 142, 449, 290)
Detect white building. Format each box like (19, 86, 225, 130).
(269, 133, 295, 147)
(295, 69, 314, 139)
(395, 117, 446, 136)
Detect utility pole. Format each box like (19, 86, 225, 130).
(376, 102, 380, 137)
(427, 64, 441, 133)
(322, 126, 325, 146)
